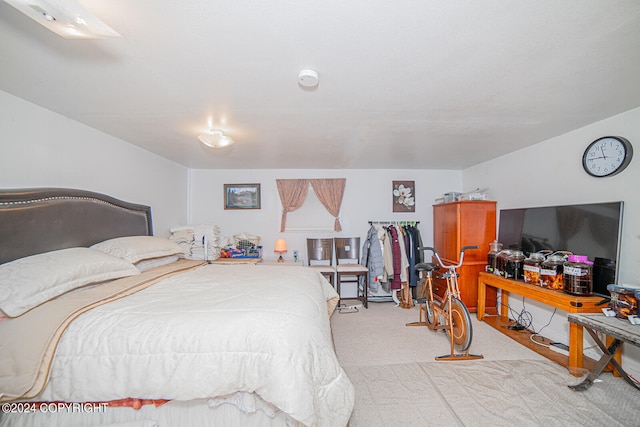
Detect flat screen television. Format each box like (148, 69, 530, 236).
(497, 201, 624, 296)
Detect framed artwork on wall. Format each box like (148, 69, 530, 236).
(392, 181, 415, 212)
(224, 183, 261, 210)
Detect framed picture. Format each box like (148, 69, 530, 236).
(392, 181, 415, 212)
(224, 183, 261, 210)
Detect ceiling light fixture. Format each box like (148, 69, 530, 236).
(198, 129, 235, 149)
(3, 0, 121, 39)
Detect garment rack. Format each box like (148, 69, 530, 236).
(368, 221, 420, 226)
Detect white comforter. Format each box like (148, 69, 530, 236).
(36, 264, 354, 427)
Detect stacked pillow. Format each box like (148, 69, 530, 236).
(91, 236, 183, 270)
(0, 236, 184, 317)
(0, 247, 140, 317)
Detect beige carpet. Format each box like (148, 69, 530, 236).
(331, 301, 640, 427)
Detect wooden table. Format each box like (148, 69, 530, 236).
(567, 313, 640, 391)
(478, 272, 606, 375)
(211, 258, 262, 264)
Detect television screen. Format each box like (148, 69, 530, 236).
(498, 201, 624, 296)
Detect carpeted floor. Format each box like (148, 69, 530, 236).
(331, 301, 640, 427)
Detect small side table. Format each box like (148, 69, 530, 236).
(567, 313, 640, 391)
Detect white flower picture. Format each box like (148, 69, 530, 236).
(392, 181, 415, 212)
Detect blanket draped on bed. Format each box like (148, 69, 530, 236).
(0, 261, 354, 427)
(0, 260, 205, 401)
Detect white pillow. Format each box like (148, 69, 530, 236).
(0, 247, 140, 317)
(135, 255, 180, 272)
(91, 236, 182, 264)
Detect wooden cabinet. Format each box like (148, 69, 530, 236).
(433, 200, 497, 312)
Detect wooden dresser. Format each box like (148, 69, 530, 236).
(433, 200, 497, 313)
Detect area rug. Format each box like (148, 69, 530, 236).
(345, 359, 640, 427)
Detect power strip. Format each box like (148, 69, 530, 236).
(548, 344, 569, 357)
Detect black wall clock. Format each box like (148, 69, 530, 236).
(582, 136, 633, 178)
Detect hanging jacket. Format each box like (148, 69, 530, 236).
(388, 225, 403, 290)
(362, 225, 384, 292)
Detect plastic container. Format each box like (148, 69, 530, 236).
(504, 250, 525, 280)
(563, 255, 594, 295)
(443, 192, 461, 203)
(607, 284, 640, 318)
(486, 240, 502, 274)
(523, 252, 546, 285)
(540, 254, 566, 289)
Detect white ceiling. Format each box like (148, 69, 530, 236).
(2, 0, 640, 170)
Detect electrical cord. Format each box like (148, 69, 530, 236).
(502, 296, 533, 330)
(498, 299, 640, 387)
(499, 297, 555, 351)
(533, 307, 556, 336)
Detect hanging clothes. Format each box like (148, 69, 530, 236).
(362, 225, 384, 292)
(365, 221, 421, 295)
(387, 225, 403, 290)
(403, 224, 424, 288)
(396, 226, 409, 284)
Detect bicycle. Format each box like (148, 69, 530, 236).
(410, 245, 483, 361)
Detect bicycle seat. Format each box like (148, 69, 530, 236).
(415, 262, 439, 273)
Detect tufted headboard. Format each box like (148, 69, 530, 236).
(0, 188, 152, 264)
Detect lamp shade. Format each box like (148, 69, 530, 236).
(274, 239, 287, 253)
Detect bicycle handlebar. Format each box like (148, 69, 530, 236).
(418, 245, 478, 270)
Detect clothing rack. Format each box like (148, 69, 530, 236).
(368, 221, 420, 226)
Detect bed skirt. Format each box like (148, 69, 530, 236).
(0, 396, 303, 427)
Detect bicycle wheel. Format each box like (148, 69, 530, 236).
(425, 291, 439, 329)
(443, 297, 473, 351)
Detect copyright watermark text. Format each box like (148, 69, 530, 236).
(2, 402, 107, 414)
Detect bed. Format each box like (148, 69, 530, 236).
(0, 188, 354, 427)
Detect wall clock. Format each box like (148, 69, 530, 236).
(582, 136, 633, 178)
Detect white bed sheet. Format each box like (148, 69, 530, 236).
(35, 264, 353, 427)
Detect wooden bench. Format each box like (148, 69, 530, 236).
(478, 272, 605, 375)
(567, 313, 640, 391)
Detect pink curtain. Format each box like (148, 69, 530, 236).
(310, 178, 346, 231)
(276, 179, 310, 232)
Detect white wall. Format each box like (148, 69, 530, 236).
(6, 86, 637, 376)
(0, 90, 189, 235)
(463, 106, 640, 376)
(188, 168, 462, 263)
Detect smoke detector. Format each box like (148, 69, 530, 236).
(298, 69, 319, 87)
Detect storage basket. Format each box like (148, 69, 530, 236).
(233, 233, 260, 249)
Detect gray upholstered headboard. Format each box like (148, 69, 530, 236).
(0, 188, 153, 265)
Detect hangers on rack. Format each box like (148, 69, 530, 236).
(368, 220, 420, 226)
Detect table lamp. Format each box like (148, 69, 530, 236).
(274, 239, 287, 262)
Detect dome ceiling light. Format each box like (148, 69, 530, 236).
(198, 129, 235, 149)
